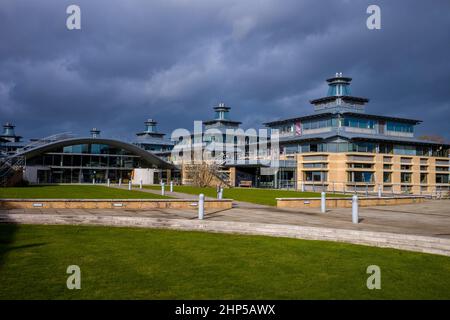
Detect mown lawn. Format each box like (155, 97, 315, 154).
(0, 185, 171, 199)
(0, 224, 449, 299)
(146, 185, 347, 206)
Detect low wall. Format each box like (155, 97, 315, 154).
(0, 199, 233, 210)
(277, 196, 426, 208)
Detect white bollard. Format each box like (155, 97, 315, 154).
(161, 182, 165, 196)
(352, 195, 359, 224)
(118, 178, 122, 187)
(170, 181, 173, 192)
(321, 192, 326, 213)
(128, 181, 132, 190)
(107, 178, 110, 187)
(301, 182, 305, 192)
(218, 187, 223, 200)
(198, 193, 204, 220)
(378, 185, 382, 198)
(139, 179, 143, 189)
(92, 178, 95, 185)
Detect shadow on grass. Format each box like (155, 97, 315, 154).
(2, 184, 55, 188)
(0, 223, 21, 267)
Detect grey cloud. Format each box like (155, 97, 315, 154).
(0, 0, 449, 142)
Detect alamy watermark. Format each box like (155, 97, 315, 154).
(366, 265, 381, 290)
(170, 121, 280, 169)
(66, 4, 81, 30)
(366, 5, 381, 30)
(66, 265, 81, 289)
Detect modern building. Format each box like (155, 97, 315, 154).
(11, 128, 173, 184)
(1, 73, 449, 194)
(261, 73, 449, 194)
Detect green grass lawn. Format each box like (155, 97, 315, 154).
(0, 224, 449, 299)
(0, 185, 171, 199)
(146, 185, 347, 206)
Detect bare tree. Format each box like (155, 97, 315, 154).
(187, 162, 223, 188)
(418, 134, 447, 144)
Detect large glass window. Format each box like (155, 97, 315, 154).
(343, 117, 375, 129)
(302, 118, 335, 130)
(63, 144, 88, 153)
(348, 142, 375, 153)
(379, 143, 393, 154)
(386, 122, 413, 133)
(348, 171, 374, 183)
(393, 145, 416, 155)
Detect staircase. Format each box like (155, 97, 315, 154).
(0, 155, 25, 187)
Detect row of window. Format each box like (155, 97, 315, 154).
(272, 118, 413, 133)
(386, 121, 414, 133)
(343, 117, 375, 129)
(302, 118, 337, 130)
(62, 144, 134, 155)
(303, 170, 449, 184)
(283, 142, 448, 157)
(27, 154, 142, 168)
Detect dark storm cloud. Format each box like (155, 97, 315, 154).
(0, 0, 449, 141)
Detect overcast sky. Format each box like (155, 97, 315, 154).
(1, 0, 449, 142)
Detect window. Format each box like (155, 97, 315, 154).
(348, 171, 374, 183)
(348, 142, 375, 153)
(386, 122, 413, 133)
(383, 172, 391, 183)
(420, 173, 427, 183)
(348, 163, 373, 169)
(379, 144, 393, 154)
(303, 163, 327, 168)
(343, 117, 375, 129)
(302, 119, 334, 130)
(304, 171, 327, 182)
(63, 144, 89, 154)
(284, 145, 299, 154)
(383, 164, 392, 170)
(394, 145, 416, 155)
(401, 172, 412, 183)
(436, 174, 449, 184)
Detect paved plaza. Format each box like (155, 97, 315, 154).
(2, 197, 449, 239)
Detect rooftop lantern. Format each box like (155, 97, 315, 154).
(327, 72, 352, 97)
(214, 102, 230, 120)
(144, 119, 157, 133)
(90, 128, 100, 138)
(3, 122, 16, 137)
